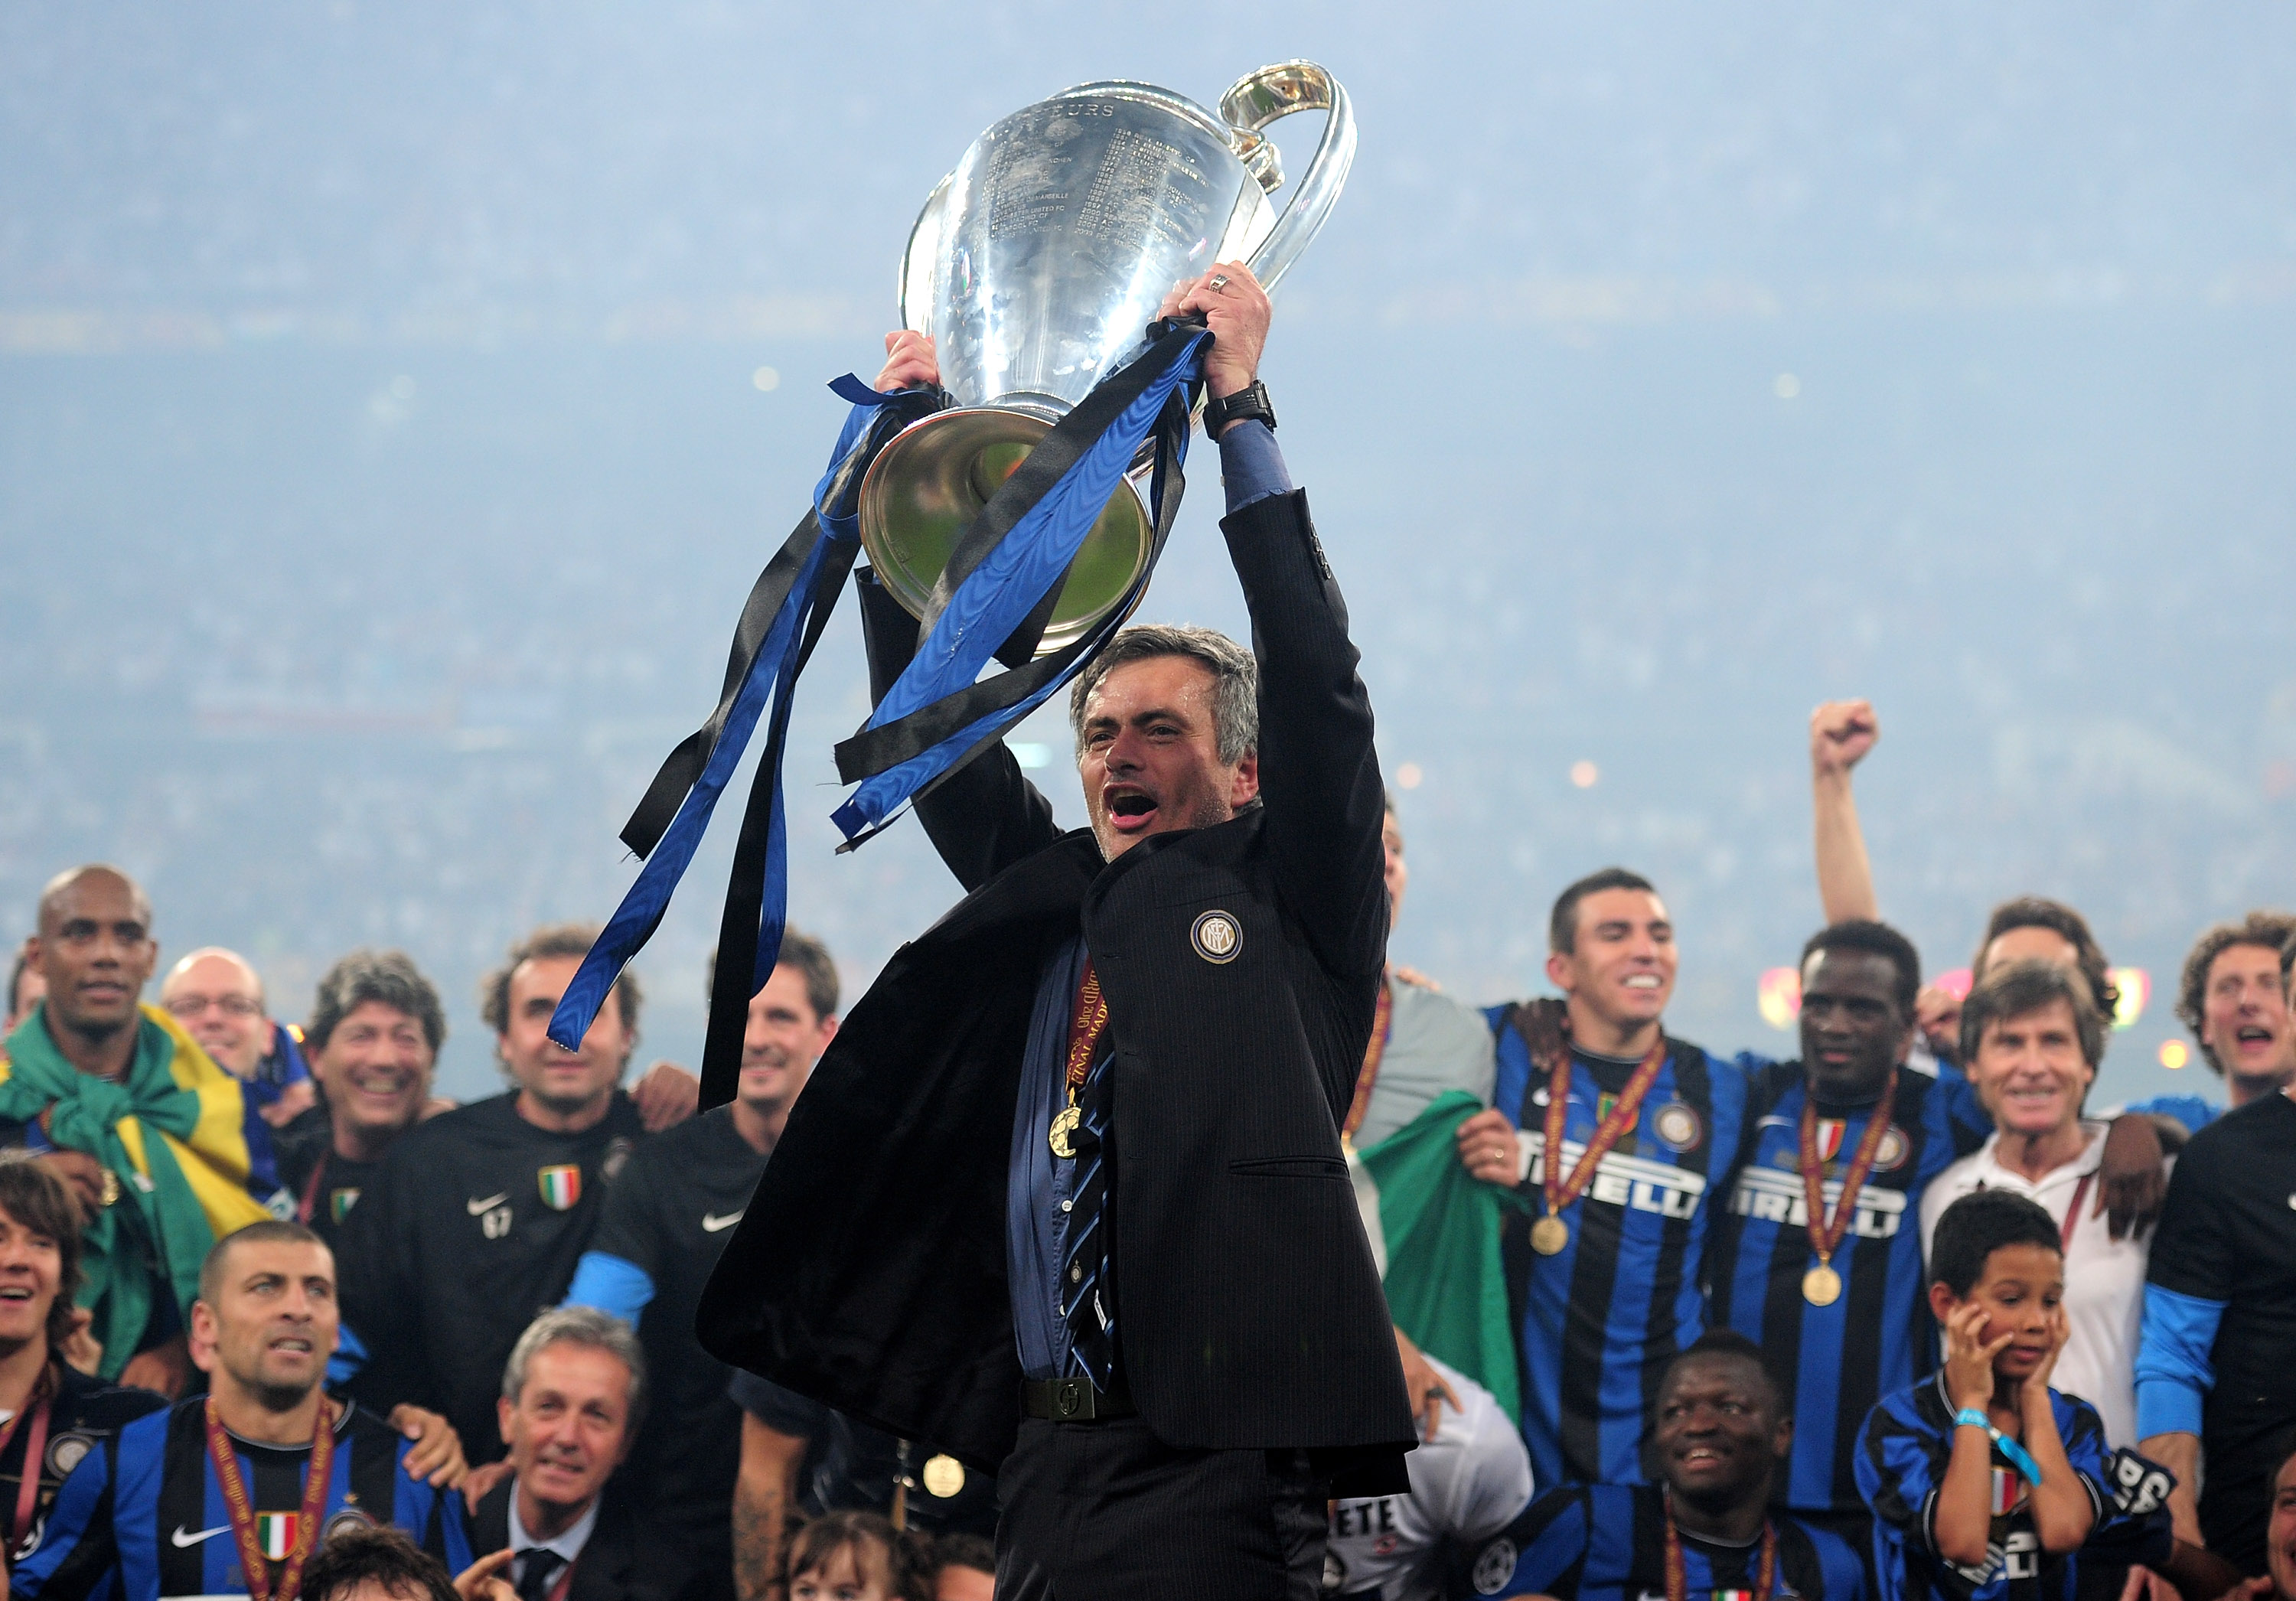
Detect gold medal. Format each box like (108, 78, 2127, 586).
(1802, 1263, 1842, 1306)
(921, 1454, 966, 1498)
(1530, 1215, 1570, 1255)
(98, 1168, 121, 1209)
(1048, 1105, 1081, 1159)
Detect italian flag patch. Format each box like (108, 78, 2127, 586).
(538, 1166, 582, 1211)
(255, 1512, 297, 1560)
(1991, 1466, 2024, 1516)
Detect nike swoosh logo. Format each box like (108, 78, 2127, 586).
(467, 1193, 510, 1215)
(172, 1524, 231, 1547)
(702, 1211, 743, 1232)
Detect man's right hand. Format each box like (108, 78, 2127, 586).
(1810, 699, 1879, 778)
(455, 1548, 518, 1601)
(1916, 985, 1964, 1061)
(1456, 1109, 1521, 1187)
(37, 1150, 107, 1223)
(876, 330, 938, 393)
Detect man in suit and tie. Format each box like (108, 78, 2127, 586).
(468, 1309, 660, 1601)
(700, 261, 1415, 1599)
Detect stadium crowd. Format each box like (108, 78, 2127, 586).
(0, 696, 2290, 1601)
(2, 299, 2295, 1601)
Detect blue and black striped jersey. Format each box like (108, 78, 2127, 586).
(9, 1396, 471, 1601)
(1448, 1480, 1866, 1601)
(1488, 1007, 1760, 1488)
(1704, 1062, 1989, 1515)
(1855, 1372, 2171, 1601)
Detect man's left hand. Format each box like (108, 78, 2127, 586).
(2100, 1114, 2167, 1241)
(1156, 262, 1270, 408)
(632, 1061, 700, 1132)
(390, 1404, 470, 1488)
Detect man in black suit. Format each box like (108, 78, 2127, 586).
(699, 261, 1414, 1599)
(468, 1308, 663, 1601)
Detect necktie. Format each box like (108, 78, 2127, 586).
(517, 1550, 567, 1601)
(1059, 1045, 1116, 1387)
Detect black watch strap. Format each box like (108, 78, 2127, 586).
(1204, 380, 1276, 436)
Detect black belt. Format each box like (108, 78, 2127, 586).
(1020, 1376, 1135, 1422)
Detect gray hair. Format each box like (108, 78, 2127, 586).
(501, 1306, 647, 1432)
(1960, 957, 2107, 1074)
(308, 948, 447, 1055)
(1067, 624, 1258, 765)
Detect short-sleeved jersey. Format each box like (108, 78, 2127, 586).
(579, 1106, 763, 1531)
(1488, 1009, 1760, 1487)
(1326, 1355, 1533, 1601)
(1450, 1480, 1865, 1601)
(336, 1090, 647, 1465)
(1854, 1373, 2170, 1601)
(1704, 1062, 1988, 1514)
(2138, 1092, 2296, 1571)
(10, 1396, 471, 1601)
(1, 1365, 167, 1565)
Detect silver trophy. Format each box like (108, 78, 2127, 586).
(856, 62, 1355, 654)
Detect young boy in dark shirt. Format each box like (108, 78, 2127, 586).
(1856, 1191, 2180, 1601)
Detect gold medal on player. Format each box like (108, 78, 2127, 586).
(1795, 1072, 1897, 1308)
(1050, 966, 1108, 1159)
(1528, 1031, 1668, 1264)
(1048, 1104, 1081, 1159)
(1530, 1215, 1570, 1256)
(921, 1454, 967, 1498)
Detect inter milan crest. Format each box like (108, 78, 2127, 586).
(538, 1166, 582, 1211)
(1191, 910, 1241, 964)
(1652, 1100, 1704, 1153)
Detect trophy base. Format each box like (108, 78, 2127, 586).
(857, 406, 1153, 659)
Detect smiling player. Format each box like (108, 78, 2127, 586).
(1452, 1330, 1864, 1601)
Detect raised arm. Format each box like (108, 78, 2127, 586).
(1811, 699, 1880, 924)
(1161, 265, 1385, 978)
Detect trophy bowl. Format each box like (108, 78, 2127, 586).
(858, 61, 1355, 655)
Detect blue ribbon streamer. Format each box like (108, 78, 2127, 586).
(830, 331, 1207, 842)
(545, 380, 917, 1055)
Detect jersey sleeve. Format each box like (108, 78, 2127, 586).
(729, 1369, 832, 1440)
(9, 1433, 120, 1600)
(1425, 1363, 1535, 1544)
(1857, 1392, 1942, 1545)
(585, 1136, 667, 1278)
(1463, 1484, 1595, 1600)
(2135, 1149, 2233, 1437)
(2056, 1392, 2113, 1531)
(396, 1440, 478, 1574)
(1936, 1063, 1994, 1155)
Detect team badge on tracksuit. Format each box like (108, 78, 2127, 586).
(537, 1166, 582, 1210)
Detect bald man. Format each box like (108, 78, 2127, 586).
(159, 946, 318, 1127)
(0, 865, 285, 1395)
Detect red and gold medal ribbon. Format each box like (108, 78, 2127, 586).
(1664, 1493, 1777, 1601)
(0, 1363, 55, 1550)
(1064, 964, 1110, 1100)
(1798, 1070, 1898, 1273)
(1342, 977, 1395, 1147)
(204, 1394, 338, 1601)
(1540, 1032, 1668, 1221)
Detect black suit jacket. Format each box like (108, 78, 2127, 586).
(471, 1479, 664, 1601)
(698, 489, 1414, 1490)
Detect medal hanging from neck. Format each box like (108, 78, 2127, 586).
(1664, 1490, 1777, 1601)
(204, 1394, 338, 1601)
(1797, 1069, 1898, 1306)
(0, 1362, 54, 1550)
(1530, 1031, 1668, 1255)
(1340, 977, 1395, 1153)
(1049, 963, 1110, 1159)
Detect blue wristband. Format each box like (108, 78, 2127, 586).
(1954, 1409, 2044, 1485)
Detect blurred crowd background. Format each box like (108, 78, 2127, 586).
(3, 2, 2293, 1100)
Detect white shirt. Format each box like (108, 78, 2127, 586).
(1918, 1120, 2161, 1449)
(1326, 1357, 1534, 1601)
(507, 1479, 601, 1591)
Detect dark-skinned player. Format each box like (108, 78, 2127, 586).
(1453, 1329, 1864, 1601)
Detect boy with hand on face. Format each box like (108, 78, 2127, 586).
(1857, 1192, 2200, 1601)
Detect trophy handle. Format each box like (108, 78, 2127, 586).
(899, 172, 953, 334)
(1218, 61, 1356, 295)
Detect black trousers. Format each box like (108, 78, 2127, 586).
(993, 1417, 1326, 1600)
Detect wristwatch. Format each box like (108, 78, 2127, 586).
(1203, 380, 1276, 437)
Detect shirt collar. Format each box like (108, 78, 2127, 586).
(1975, 1119, 2107, 1187)
(507, 1480, 601, 1571)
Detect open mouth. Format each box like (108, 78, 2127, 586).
(1104, 788, 1159, 833)
(2236, 1026, 2277, 1051)
(0, 1287, 34, 1304)
(269, 1336, 314, 1357)
(1623, 974, 1662, 994)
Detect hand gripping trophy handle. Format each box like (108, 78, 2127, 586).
(1220, 60, 1357, 294)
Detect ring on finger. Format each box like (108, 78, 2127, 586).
(1207, 273, 1230, 292)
